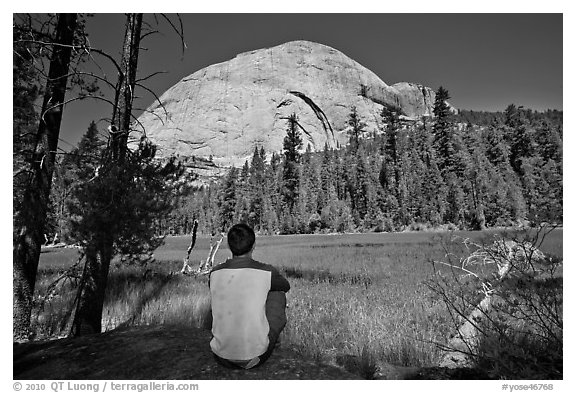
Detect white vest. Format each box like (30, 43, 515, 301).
(210, 266, 271, 360)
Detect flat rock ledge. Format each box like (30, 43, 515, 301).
(13, 325, 359, 380)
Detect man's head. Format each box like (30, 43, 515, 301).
(227, 224, 255, 256)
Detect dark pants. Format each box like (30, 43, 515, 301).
(213, 291, 287, 369)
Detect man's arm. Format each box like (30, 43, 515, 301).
(270, 267, 290, 292)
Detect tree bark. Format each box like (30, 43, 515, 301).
(70, 237, 113, 335)
(112, 13, 143, 163)
(13, 13, 77, 340)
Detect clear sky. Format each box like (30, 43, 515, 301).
(53, 13, 562, 148)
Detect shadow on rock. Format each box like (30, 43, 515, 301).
(14, 325, 359, 380)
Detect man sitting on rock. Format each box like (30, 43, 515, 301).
(209, 223, 290, 369)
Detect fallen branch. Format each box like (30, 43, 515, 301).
(435, 237, 544, 368)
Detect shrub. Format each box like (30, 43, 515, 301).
(408, 222, 428, 232)
(307, 213, 322, 233)
(427, 228, 562, 379)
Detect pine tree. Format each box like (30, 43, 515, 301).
(463, 148, 489, 230)
(535, 120, 562, 164)
(483, 123, 510, 169)
(482, 164, 513, 226)
(380, 105, 408, 221)
(318, 143, 336, 212)
(248, 146, 266, 231)
(68, 138, 182, 335)
(301, 144, 319, 215)
(432, 86, 456, 173)
(73, 121, 105, 177)
(444, 172, 465, 226)
(412, 123, 447, 226)
(361, 154, 382, 230)
(265, 152, 282, 233)
(281, 113, 302, 213)
(218, 166, 238, 231)
(510, 123, 534, 174)
(538, 159, 563, 223)
(353, 148, 371, 221)
(234, 160, 251, 224)
(504, 104, 522, 129)
(50, 121, 105, 242)
(346, 106, 366, 152)
(333, 148, 347, 201)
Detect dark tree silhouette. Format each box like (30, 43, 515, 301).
(282, 113, 303, 213)
(13, 13, 78, 340)
(71, 14, 144, 336)
(432, 86, 456, 173)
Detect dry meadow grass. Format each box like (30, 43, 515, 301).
(33, 229, 562, 376)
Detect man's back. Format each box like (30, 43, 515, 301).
(209, 257, 289, 361)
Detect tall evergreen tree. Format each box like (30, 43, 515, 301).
(380, 104, 407, 220)
(509, 123, 534, 174)
(483, 123, 510, 169)
(248, 146, 266, 230)
(281, 114, 302, 213)
(265, 152, 282, 233)
(50, 121, 105, 242)
(318, 143, 336, 212)
(353, 148, 373, 221)
(218, 166, 238, 231)
(234, 160, 251, 224)
(432, 86, 456, 173)
(346, 106, 366, 152)
(463, 148, 489, 230)
(413, 123, 447, 226)
(537, 159, 563, 223)
(301, 144, 319, 215)
(504, 104, 522, 129)
(534, 120, 562, 164)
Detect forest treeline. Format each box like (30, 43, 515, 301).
(51, 89, 563, 239)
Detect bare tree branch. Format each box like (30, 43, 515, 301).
(14, 39, 123, 76)
(140, 29, 160, 41)
(136, 70, 167, 83)
(159, 13, 186, 57)
(41, 95, 118, 122)
(132, 106, 166, 126)
(135, 82, 168, 120)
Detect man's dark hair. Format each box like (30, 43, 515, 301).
(227, 224, 255, 256)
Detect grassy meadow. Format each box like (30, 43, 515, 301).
(34, 228, 563, 375)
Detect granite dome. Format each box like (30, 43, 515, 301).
(136, 40, 439, 166)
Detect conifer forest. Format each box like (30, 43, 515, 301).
(51, 93, 563, 240)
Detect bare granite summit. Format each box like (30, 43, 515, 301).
(136, 40, 440, 166)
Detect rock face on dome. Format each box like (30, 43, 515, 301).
(136, 40, 440, 166)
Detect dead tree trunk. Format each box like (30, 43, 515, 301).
(70, 14, 143, 336)
(112, 13, 143, 163)
(13, 13, 77, 340)
(439, 253, 513, 368)
(181, 220, 199, 274)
